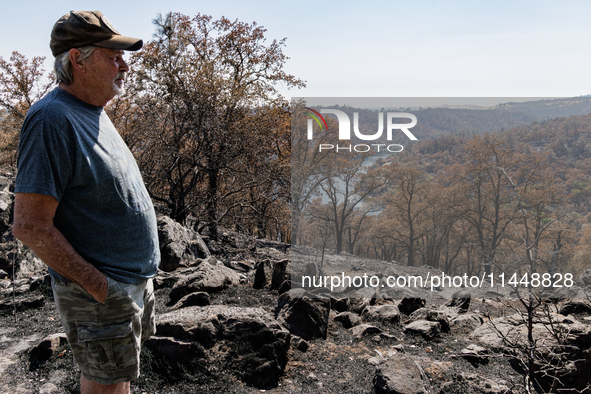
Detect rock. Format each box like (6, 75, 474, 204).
(559, 299, 591, 315)
(404, 320, 441, 340)
(169, 291, 210, 310)
(330, 297, 350, 312)
(334, 312, 362, 328)
(474, 378, 510, 394)
(154, 266, 201, 289)
(0, 294, 44, 312)
(154, 269, 182, 289)
(255, 245, 289, 259)
(460, 344, 488, 363)
(448, 313, 483, 334)
(350, 324, 382, 339)
(28, 275, 47, 292)
(368, 354, 386, 365)
(253, 259, 290, 290)
(411, 307, 478, 334)
(380, 333, 401, 341)
(471, 312, 591, 350)
(577, 269, 591, 287)
(253, 259, 274, 289)
(350, 287, 379, 299)
(155, 305, 290, 387)
(157, 215, 210, 272)
(419, 359, 454, 382)
(277, 280, 292, 295)
(144, 336, 205, 362)
(0, 179, 13, 236)
(0, 243, 46, 281)
(271, 259, 290, 289)
(362, 304, 401, 324)
(38, 382, 59, 393)
(291, 335, 309, 352)
(471, 312, 591, 389)
(373, 355, 432, 394)
(47, 370, 68, 387)
(445, 292, 471, 310)
(398, 297, 426, 315)
(454, 373, 511, 394)
(220, 230, 257, 251)
(303, 262, 317, 280)
(0, 333, 44, 374)
(470, 315, 521, 350)
(169, 259, 241, 303)
(349, 297, 372, 314)
(227, 260, 254, 273)
(29, 333, 68, 368)
(409, 309, 450, 333)
(0, 283, 29, 297)
(275, 291, 330, 340)
(428, 310, 450, 332)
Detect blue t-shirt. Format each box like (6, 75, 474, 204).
(15, 88, 160, 284)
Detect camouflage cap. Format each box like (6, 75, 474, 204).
(50, 10, 143, 57)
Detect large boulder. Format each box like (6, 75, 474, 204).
(275, 289, 331, 340)
(471, 312, 591, 351)
(471, 312, 591, 390)
(169, 258, 241, 303)
(157, 215, 210, 272)
(150, 305, 290, 387)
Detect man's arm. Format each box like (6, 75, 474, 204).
(12, 192, 108, 303)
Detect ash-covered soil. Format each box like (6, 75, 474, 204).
(1, 240, 590, 394)
(0, 275, 556, 394)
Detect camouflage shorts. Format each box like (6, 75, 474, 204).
(51, 275, 156, 385)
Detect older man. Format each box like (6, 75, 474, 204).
(12, 11, 159, 394)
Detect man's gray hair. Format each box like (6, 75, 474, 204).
(54, 46, 96, 85)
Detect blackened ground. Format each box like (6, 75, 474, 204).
(0, 279, 556, 394)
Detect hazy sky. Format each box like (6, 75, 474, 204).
(2, 0, 590, 99)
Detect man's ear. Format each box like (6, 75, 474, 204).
(68, 48, 86, 73)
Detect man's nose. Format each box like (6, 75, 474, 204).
(118, 58, 129, 72)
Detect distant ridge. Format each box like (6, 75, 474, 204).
(489, 96, 591, 120)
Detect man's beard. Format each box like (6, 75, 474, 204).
(114, 83, 126, 96)
(114, 72, 126, 96)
